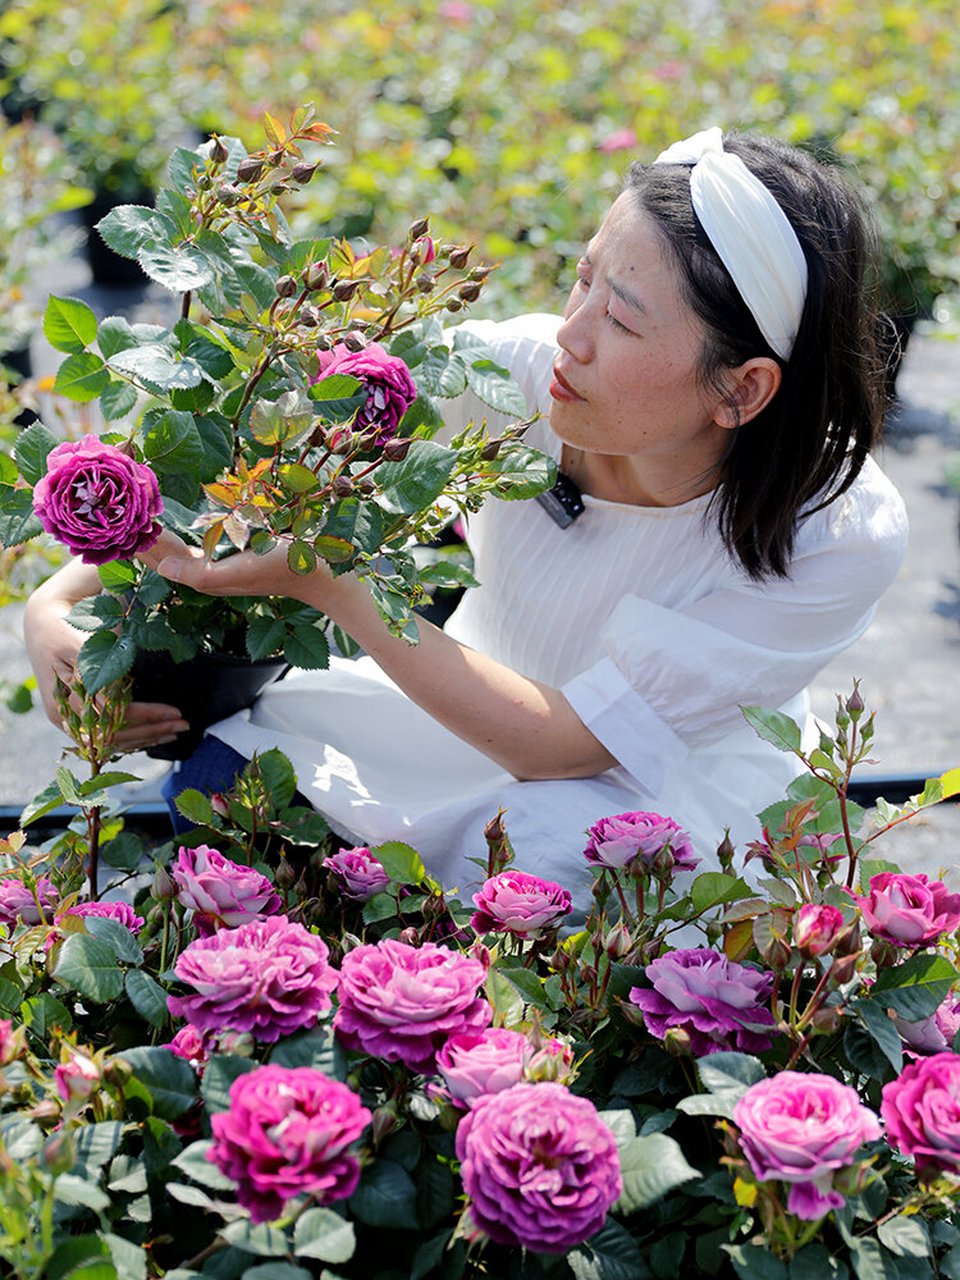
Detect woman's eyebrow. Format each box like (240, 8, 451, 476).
(607, 275, 647, 315)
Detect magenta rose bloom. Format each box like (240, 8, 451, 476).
(172, 844, 281, 935)
(792, 903, 845, 957)
(58, 900, 144, 934)
(471, 870, 572, 938)
(0, 875, 58, 930)
(323, 846, 390, 902)
(584, 810, 698, 874)
(168, 915, 338, 1043)
(334, 939, 491, 1074)
(630, 948, 776, 1056)
(456, 1082, 621, 1252)
(32, 435, 163, 565)
(436, 1027, 529, 1107)
(209, 1065, 371, 1224)
(312, 341, 417, 444)
(857, 872, 960, 948)
(167, 1024, 213, 1072)
(881, 1052, 960, 1174)
(734, 1072, 881, 1220)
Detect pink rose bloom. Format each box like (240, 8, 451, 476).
(896, 992, 960, 1055)
(437, 1027, 529, 1107)
(438, 0, 473, 21)
(793, 903, 845, 956)
(598, 127, 638, 153)
(172, 844, 281, 935)
(32, 435, 163, 564)
(456, 1082, 622, 1252)
(209, 1065, 371, 1224)
(734, 1072, 881, 1220)
(168, 915, 338, 1044)
(167, 1024, 213, 1071)
(882, 1052, 960, 1173)
(0, 1019, 25, 1066)
(55, 1049, 101, 1103)
(584, 810, 698, 874)
(471, 870, 572, 938)
(0, 875, 58, 930)
(334, 939, 491, 1074)
(323, 846, 390, 902)
(630, 948, 776, 1056)
(857, 872, 960, 948)
(58, 900, 145, 934)
(311, 341, 417, 444)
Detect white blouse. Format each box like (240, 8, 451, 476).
(211, 314, 908, 908)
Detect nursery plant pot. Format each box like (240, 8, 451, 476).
(131, 648, 289, 762)
(0, 342, 39, 428)
(81, 186, 154, 286)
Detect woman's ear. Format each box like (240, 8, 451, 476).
(711, 357, 782, 430)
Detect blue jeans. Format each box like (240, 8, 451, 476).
(161, 735, 250, 836)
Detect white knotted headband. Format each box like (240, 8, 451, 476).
(654, 127, 808, 360)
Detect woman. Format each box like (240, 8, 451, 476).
(25, 128, 908, 907)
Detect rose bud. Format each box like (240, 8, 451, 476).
(152, 865, 177, 901)
(663, 1026, 694, 1058)
(793, 903, 845, 957)
(210, 136, 230, 165)
(267, 148, 285, 166)
(458, 281, 482, 302)
(217, 183, 243, 206)
(408, 217, 430, 241)
(481, 439, 502, 461)
(448, 244, 472, 268)
(275, 274, 298, 298)
(845, 684, 865, 719)
(416, 273, 436, 294)
(275, 858, 298, 889)
(292, 160, 319, 184)
(315, 333, 333, 352)
(445, 298, 464, 312)
(236, 155, 264, 183)
(332, 475, 354, 497)
(332, 279, 360, 301)
(302, 262, 328, 291)
(342, 329, 367, 352)
(382, 438, 411, 462)
(356, 479, 377, 495)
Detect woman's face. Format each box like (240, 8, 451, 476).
(550, 192, 730, 483)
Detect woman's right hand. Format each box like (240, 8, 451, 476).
(22, 560, 190, 753)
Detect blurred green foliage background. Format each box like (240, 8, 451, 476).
(0, 0, 957, 321)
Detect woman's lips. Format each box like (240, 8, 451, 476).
(550, 366, 585, 402)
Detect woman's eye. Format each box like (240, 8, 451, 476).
(606, 311, 630, 332)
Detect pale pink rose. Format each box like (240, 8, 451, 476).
(0, 1019, 25, 1066)
(734, 1072, 881, 1220)
(471, 871, 572, 938)
(436, 1028, 528, 1106)
(857, 872, 960, 948)
(323, 846, 390, 902)
(172, 844, 281, 935)
(55, 1050, 101, 1103)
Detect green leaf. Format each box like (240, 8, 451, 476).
(53, 351, 111, 402)
(877, 1217, 931, 1260)
(417, 562, 478, 589)
(293, 1208, 356, 1262)
(44, 295, 98, 353)
(614, 1133, 699, 1215)
(846, 1238, 899, 1280)
(14, 420, 60, 484)
(740, 705, 802, 753)
(174, 788, 215, 826)
(484, 441, 557, 499)
(97, 315, 155, 359)
(84, 915, 143, 964)
(21, 991, 73, 1039)
(76, 630, 137, 696)
(139, 241, 216, 292)
(52, 933, 125, 1003)
(853, 998, 903, 1073)
(873, 953, 960, 1020)
(373, 841, 426, 885)
(723, 1243, 789, 1280)
(109, 343, 204, 390)
(97, 205, 175, 258)
(0, 488, 43, 546)
(284, 623, 331, 671)
(246, 616, 287, 661)
(201, 1054, 258, 1114)
(415, 346, 468, 398)
(689, 873, 753, 915)
(569, 1218, 651, 1280)
(241, 1266, 312, 1280)
(143, 410, 205, 474)
(104, 1234, 147, 1280)
(698, 1052, 767, 1093)
(789, 1244, 849, 1280)
(19, 780, 65, 827)
(348, 1159, 418, 1228)
(464, 356, 528, 416)
(44, 1235, 115, 1280)
(97, 560, 138, 592)
(100, 380, 140, 421)
(171, 1139, 238, 1191)
(253, 748, 299, 808)
(308, 373, 366, 421)
(222, 1220, 290, 1258)
(279, 463, 320, 494)
(52, 1173, 112, 1214)
(73, 1121, 124, 1170)
(120, 1047, 198, 1119)
(377, 439, 456, 514)
(126, 970, 169, 1029)
(269, 1027, 337, 1073)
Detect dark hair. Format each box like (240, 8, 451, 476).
(625, 131, 885, 579)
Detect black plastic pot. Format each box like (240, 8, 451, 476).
(132, 648, 288, 762)
(81, 186, 154, 286)
(0, 343, 39, 428)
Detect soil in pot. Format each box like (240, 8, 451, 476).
(132, 648, 289, 762)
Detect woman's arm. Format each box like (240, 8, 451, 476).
(23, 557, 190, 751)
(144, 533, 615, 781)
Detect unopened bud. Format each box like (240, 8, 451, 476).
(458, 281, 482, 303)
(382, 437, 411, 462)
(315, 333, 333, 352)
(103, 1056, 133, 1088)
(716, 830, 736, 874)
(603, 923, 633, 959)
(793, 903, 845, 958)
(216, 1030, 256, 1057)
(216, 183, 243, 207)
(480, 439, 502, 461)
(332, 475, 354, 498)
(761, 934, 792, 973)
(416, 273, 436, 294)
(292, 160, 319, 184)
(332, 279, 360, 302)
(275, 274, 298, 298)
(828, 950, 861, 987)
(210, 136, 230, 165)
(356, 479, 377, 495)
(469, 265, 493, 281)
(845, 683, 865, 721)
(41, 1131, 76, 1175)
(483, 812, 505, 844)
(469, 941, 491, 969)
(342, 329, 367, 352)
(445, 298, 464, 312)
(398, 926, 420, 947)
(663, 1026, 694, 1057)
(268, 149, 285, 166)
(810, 1006, 843, 1035)
(152, 865, 177, 901)
(524, 1036, 575, 1084)
(408, 217, 430, 241)
(298, 307, 320, 329)
(236, 155, 265, 183)
(302, 261, 328, 291)
(372, 1102, 399, 1144)
(276, 858, 297, 889)
(448, 245, 472, 269)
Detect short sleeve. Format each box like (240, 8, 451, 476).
(561, 460, 909, 796)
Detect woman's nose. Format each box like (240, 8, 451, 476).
(556, 294, 594, 364)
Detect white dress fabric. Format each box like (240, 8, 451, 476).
(212, 314, 909, 909)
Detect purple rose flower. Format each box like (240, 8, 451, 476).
(584, 810, 698, 874)
(209, 1065, 371, 1224)
(0, 875, 58, 930)
(168, 915, 338, 1043)
(456, 1082, 622, 1252)
(882, 1052, 960, 1174)
(57, 900, 145, 934)
(334, 939, 491, 1074)
(629, 948, 776, 1056)
(312, 341, 417, 444)
(172, 844, 281, 935)
(857, 872, 960, 948)
(897, 993, 960, 1054)
(32, 435, 163, 565)
(471, 870, 572, 938)
(734, 1072, 881, 1220)
(323, 846, 390, 902)
(436, 1027, 529, 1107)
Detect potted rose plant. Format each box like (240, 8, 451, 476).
(0, 105, 554, 757)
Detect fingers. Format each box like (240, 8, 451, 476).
(138, 529, 197, 573)
(114, 701, 191, 752)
